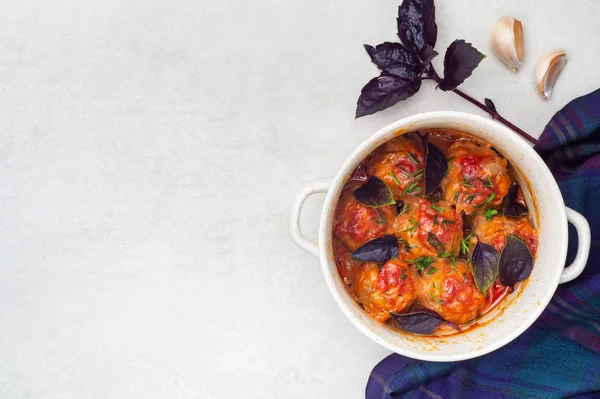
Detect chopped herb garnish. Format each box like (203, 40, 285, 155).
(389, 171, 401, 186)
(431, 204, 444, 212)
(403, 180, 421, 196)
(466, 193, 478, 203)
(397, 165, 411, 175)
(439, 251, 453, 258)
(447, 156, 456, 162)
(372, 208, 387, 225)
(451, 256, 456, 269)
(407, 256, 434, 272)
(462, 179, 475, 188)
(398, 202, 409, 216)
(486, 176, 494, 188)
(427, 232, 444, 252)
(431, 294, 443, 304)
(410, 170, 425, 181)
(453, 191, 459, 201)
(403, 217, 419, 235)
(487, 192, 496, 203)
(397, 237, 414, 252)
(400, 268, 407, 281)
(485, 208, 498, 221)
(428, 267, 438, 275)
(408, 152, 419, 165)
(461, 233, 474, 255)
(442, 219, 456, 228)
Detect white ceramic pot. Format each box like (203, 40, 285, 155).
(290, 112, 591, 362)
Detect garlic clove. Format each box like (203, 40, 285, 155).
(535, 50, 567, 99)
(491, 16, 524, 72)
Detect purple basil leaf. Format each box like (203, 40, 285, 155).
(392, 308, 460, 335)
(423, 135, 447, 195)
(351, 235, 399, 263)
(438, 39, 486, 91)
(503, 183, 528, 217)
(499, 235, 533, 286)
(364, 42, 420, 70)
(484, 98, 497, 113)
(419, 45, 439, 70)
(397, 0, 437, 58)
(472, 238, 500, 293)
(354, 177, 396, 208)
(356, 70, 421, 118)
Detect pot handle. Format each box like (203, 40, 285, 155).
(290, 179, 331, 258)
(560, 207, 591, 284)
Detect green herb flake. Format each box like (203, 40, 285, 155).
(431, 204, 444, 212)
(462, 179, 475, 188)
(407, 256, 434, 272)
(431, 294, 443, 304)
(389, 171, 402, 186)
(427, 232, 444, 252)
(485, 208, 498, 221)
(461, 233, 474, 255)
(397, 237, 414, 253)
(398, 165, 411, 175)
(486, 176, 494, 188)
(398, 202, 409, 216)
(487, 192, 496, 203)
(442, 219, 456, 228)
(400, 268, 407, 281)
(454, 191, 459, 202)
(427, 267, 438, 275)
(408, 152, 419, 165)
(410, 168, 425, 180)
(466, 193, 478, 203)
(403, 217, 419, 235)
(403, 180, 421, 196)
(372, 209, 387, 225)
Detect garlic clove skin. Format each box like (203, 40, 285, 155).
(491, 16, 524, 72)
(535, 50, 567, 100)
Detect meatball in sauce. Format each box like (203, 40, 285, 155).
(333, 189, 396, 251)
(394, 198, 463, 260)
(352, 260, 416, 323)
(471, 214, 538, 255)
(415, 259, 486, 325)
(441, 141, 511, 215)
(365, 135, 425, 200)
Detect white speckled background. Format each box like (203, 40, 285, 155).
(0, 1, 598, 398)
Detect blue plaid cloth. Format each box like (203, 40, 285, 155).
(366, 89, 600, 399)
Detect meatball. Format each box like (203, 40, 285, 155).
(415, 259, 486, 325)
(393, 198, 463, 259)
(333, 189, 396, 251)
(441, 141, 511, 215)
(365, 135, 425, 200)
(352, 260, 416, 323)
(471, 214, 538, 255)
(333, 238, 362, 285)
